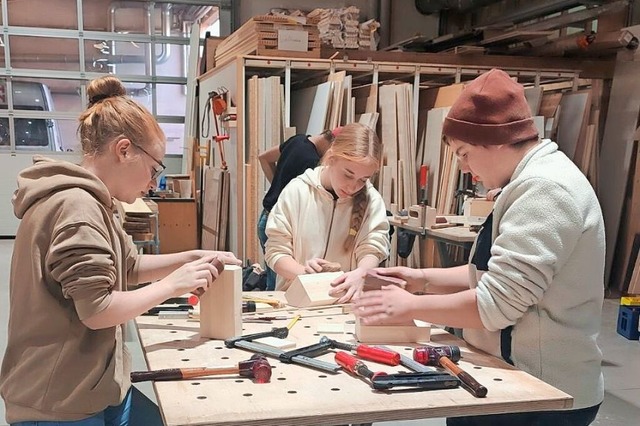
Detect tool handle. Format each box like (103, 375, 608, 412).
(131, 368, 184, 382)
(335, 351, 359, 375)
(439, 357, 488, 398)
(356, 345, 400, 366)
(371, 372, 459, 390)
(335, 351, 377, 380)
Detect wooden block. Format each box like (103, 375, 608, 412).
(284, 272, 343, 308)
(253, 336, 296, 349)
(466, 199, 494, 217)
(199, 265, 242, 339)
(317, 323, 345, 334)
(355, 318, 431, 344)
(362, 270, 406, 291)
(407, 205, 437, 228)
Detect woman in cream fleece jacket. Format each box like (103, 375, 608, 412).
(355, 69, 604, 426)
(265, 123, 390, 302)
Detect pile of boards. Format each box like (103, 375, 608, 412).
(215, 15, 321, 66)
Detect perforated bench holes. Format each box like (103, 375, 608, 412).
(181, 359, 190, 362)
(287, 390, 297, 394)
(235, 380, 244, 383)
(221, 356, 229, 360)
(493, 378, 503, 382)
(277, 377, 286, 381)
(473, 366, 482, 369)
(197, 396, 207, 400)
(318, 375, 327, 378)
(191, 382, 200, 386)
(177, 348, 185, 351)
(243, 393, 253, 397)
(331, 388, 341, 391)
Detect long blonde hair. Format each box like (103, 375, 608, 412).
(322, 123, 382, 250)
(77, 76, 164, 155)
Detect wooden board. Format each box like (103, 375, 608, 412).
(524, 86, 543, 116)
(598, 60, 640, 286)
(136, 297, 573, 426)
(556, 90, 590, 162)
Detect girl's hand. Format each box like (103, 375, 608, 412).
(353, 285, 418, 325)
(329, 267, 367, 303)
(162, 255, 222, 298)
(304, 258, 330, 274)
(197, 250, 241, 266)
(371, 266, 426, 294)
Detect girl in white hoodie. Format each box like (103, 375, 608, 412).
(265, 123, 390, 302)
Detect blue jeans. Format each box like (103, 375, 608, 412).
(257, 209, 276, 291)
(12, 386, 162, 426)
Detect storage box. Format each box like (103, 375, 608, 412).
(616, 305, 640, 340)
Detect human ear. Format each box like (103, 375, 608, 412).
(114, 138, 132, 162)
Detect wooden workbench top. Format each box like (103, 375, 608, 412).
(135, 294, 572, 426)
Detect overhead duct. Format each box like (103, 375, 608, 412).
(414, 0, 503, 15)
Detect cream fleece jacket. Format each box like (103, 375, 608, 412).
(265, 166, 390, 290)
(467, 140, 604, 409)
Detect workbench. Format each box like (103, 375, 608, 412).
(135, 293, 572, 426)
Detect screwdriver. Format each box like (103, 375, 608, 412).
(334, 351, 386, 382)
(320, 337, 400, 366)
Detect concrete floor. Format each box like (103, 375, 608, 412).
(0, 239, 638, 425)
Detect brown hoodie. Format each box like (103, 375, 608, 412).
(0, 156, 139, 423)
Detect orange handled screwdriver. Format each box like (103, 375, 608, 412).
(335, 351, 386, 382)
(321, 336, 400, 366)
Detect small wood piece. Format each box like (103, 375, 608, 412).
(320, 261, 343, 272)
(253, 336, 296, 349)
(200, 265, 242, 339)
(362, 270, 406, 291)
(317, 323, 345, 334)
(355, 318, 431, 344)
(465, 199, 494, 217)
(407, 204, 437, 228)
(284, 272, 343, 308)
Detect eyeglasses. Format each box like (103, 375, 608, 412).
(132, 142, 166, 180)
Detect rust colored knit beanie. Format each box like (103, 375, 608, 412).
(442, 69, 539, 146)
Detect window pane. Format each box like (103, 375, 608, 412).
(10, 78, 83, 113)
(9, 36, 80, 71)
(155, 42, 187, 78)
(159, 123, 185, 155)
(157, 84, 186, 116)
(14, 117, 54, 148)
(8, 0, 78, 30)
(57, 119, 81, 152)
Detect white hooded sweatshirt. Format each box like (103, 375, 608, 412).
(265, 166, 390, 290)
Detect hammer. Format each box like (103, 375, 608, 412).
(130, 354, 272, 384)
(413, 345, 488, 398)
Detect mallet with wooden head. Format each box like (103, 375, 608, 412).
(130, 354, 272, 384)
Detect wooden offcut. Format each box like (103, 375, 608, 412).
(284, 272, 343, 307)
(355, 318, 431, 343)
(199, 265, 242, 339)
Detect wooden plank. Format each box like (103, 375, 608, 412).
(424, 108, 449, 207)
(555, 90, 590, 162)
(120, 198, 152, 215)
(599, 58, 640, 286)
(306, 81, 333, 134)
(201, 167, 224, 250)
(524, 86, 543, 116)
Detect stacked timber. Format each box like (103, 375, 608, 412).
(215, 15, 321, 66)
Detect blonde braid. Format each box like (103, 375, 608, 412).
(344, 188, 369, 250)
